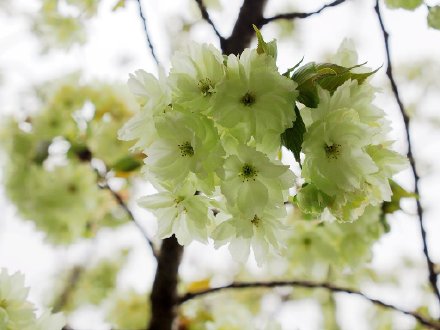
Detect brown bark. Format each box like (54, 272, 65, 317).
(221, 0, 268, 55)
(148, 236, 184, 330)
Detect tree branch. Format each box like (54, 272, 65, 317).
(100, 182, 159, 259)
(53, 266, 83, 313)
(374, 0, 440, 310)
(73, 146, 159, 259)
(221, 0, 268, 55)
(135, 0, 160, 66)
(179, 280, 440, 329)
(194, 0, 225, 43)
(260, 0, 348, 26)
(148, 236, 184, 330)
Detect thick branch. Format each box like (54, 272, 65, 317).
(221, 0, 268, 55)
(260, 0, 348, 26)
(135, 0, 160, 66)
(179, 281, 440, 329)
(148, 236, 184, 330)
(374, 0, 440, 309)
(194, 0, 225, 42)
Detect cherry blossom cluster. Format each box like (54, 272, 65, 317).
(120, 38, 406, 265)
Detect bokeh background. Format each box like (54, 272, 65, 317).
(1, 0, 440, 329)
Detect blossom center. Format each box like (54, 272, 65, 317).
(239, 163, 258, 181)
(240, 92, 256, 107)
(303, 237, 312, 246)
(178, 141, 194, 157)
(174, 196, 185, 205)
(67, 183, 78, 194)
(251, 214, 260, 227)
(324, 143, 341, 160)
(198, 78, 214, 96)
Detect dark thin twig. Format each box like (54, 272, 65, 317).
(260, 0, 348, 26)
(74, 145, 159, 260)
(374, 0, 440, 310)
(53, 266, 83, 312)
(101, 182, 159, 259)
(179, 281, 440, 329)
(135, 0, 160, 66)
(194, 0, 225, 42)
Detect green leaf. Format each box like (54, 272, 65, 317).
(283, 57, 304, 78)
(292, 62, 378, 108)
(111, 156, 142, 172)
(252, 24, 277, 59)
(384, 0, 423, 10)
(281, 106, 305, 164)
(112, 0, 126, 11)
(317, 63, 379, 91)
(382, 180, 417, 214)
(428, 6, 440, 30)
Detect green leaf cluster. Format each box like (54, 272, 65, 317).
(281, 61, 377, 165)
(292, 62, 377, 108)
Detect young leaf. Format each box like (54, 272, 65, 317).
(112, 0, 126, 11)
(281, 106, 305, 164)
(111, 155, 142, 172)
(283, 57, 304, 78)
(428, 6, 440, 30)
(292, 62, 378, 107)
(382, 179, 417, 214)
(252, 24, 277, 59)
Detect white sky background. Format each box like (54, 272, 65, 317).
(0, 0, 440, 329)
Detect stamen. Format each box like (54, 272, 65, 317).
(239, 163, 258, 181)
(198, 78, 214, 96)
(178, 141, 194, 157)
(251, 214, 260, 227)
(324, 143, 341, 160)
(241, 92, 256, 106)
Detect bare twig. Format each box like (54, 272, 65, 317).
(135, 0, 160, 66)
(260, 0, 348, 26)
(100, 182, 159, 259)
(194, 0, 225, 43)
(374, 0, 440, 309)
(72, 145, 159, 259)
(179, 280, 440, 329)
